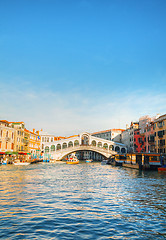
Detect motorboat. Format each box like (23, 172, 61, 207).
(66, 153, 79, 164)
(1, 160, 7, 165)
(13, 160, 30, 166)
(86, 159, 93, 163)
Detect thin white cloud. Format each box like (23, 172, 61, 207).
(0, 81, 165, 136)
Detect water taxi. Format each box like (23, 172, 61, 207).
(66, 153, 79, 164)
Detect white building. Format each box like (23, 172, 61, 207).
(92, 129, 124, 141)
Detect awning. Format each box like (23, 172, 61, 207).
(18, 152, 27, 155)
(12, 152, 18, 155)
(0, 152, 5, 154)
(5, 151, 13, 155)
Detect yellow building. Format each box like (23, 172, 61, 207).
(10, 122, 25, 153)
(25, 129, 41, 155)
(154, 114, 166, 154)
(0, 120, 15, 153)
(24, 129, 30, 153)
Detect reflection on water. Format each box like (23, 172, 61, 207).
(0, 162, 166, 239)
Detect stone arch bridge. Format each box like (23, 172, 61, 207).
(43, 132, 127, 161)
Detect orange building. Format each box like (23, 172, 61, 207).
(24, 129, 41, 155)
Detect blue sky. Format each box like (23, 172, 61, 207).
(0, 0, 166, 136)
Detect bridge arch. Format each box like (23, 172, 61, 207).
(109, 145, 114, 150)
(121, 147, 126, 153)
(103, 143, 108, 149)
(45, 146, 50, 153)
(62, 142, 67, 149)
(97, 142, 102, 148)
(91, 140, 96, 146)
(74, 140, 79, 146)
(56, 144, 61, 150)
(43, 132, 127, 160)
(68, 141, 73, 148)
(51, 145, 55, 151)
(81, 133, 90, 145)
(115, 146, 120, 153)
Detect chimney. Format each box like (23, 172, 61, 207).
(33, 129, 35, 133)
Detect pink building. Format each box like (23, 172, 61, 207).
(144, 122, 155, 153)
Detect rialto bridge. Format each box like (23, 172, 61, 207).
(43, 132, 127, 161)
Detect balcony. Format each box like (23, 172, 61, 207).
(5, 137, 11, 141)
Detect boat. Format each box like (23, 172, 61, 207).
(13, 160, 30, 166)
(86, 159, 93, 163)
(108, 154, 126, 166)
(66, 153, 79, 164)
(101, 159, 109, 165)
(158, 166, 166, 172)
(1, 160, 7, 165)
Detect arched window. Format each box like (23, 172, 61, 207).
(109, 145, 114, 150)
(91, 140, 96, 146)
(103, 143, 108, 149)
(62, 143, 67, 149)
(6, 131, 8, 138)
(115, 146, 120, 152)
(51, 145, 55, 151)
(74, 140, 79, 146)
(97, 142, 102, 148)
(56, 144, 61, 150)
(121, 148, 126, 153)
(81, 134, 89, 145)
(68, 141, 73, 148)
(45, 146, 49, 153)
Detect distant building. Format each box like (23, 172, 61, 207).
(0, 120, 15, 153)
(144, 122, 155, 153)
(134, 128, 145, 153)
(154, 114, 166, 154)
(39, 129, 66, 152)
(10, 121, 25, 152)
(24, 128, 41, 155)
(92, 129, 124, 141)
(121, 127, 130, 152)
(128, 122, 139, 153)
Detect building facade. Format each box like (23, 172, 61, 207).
(0, 120, 15, 153)
(144, 122, 155, 153)
(154, 114, 166, 153)
(134, 128, 145, 153)
(10, 122, 26, 152)
(92, 129, 124, 141)
(121, 128, 130, 152)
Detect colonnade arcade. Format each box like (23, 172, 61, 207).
(44, 132, 126, 154)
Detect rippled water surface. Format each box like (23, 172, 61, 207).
(0, 162, 166, 239)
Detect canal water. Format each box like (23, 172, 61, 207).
(0, 162, 165, 240)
